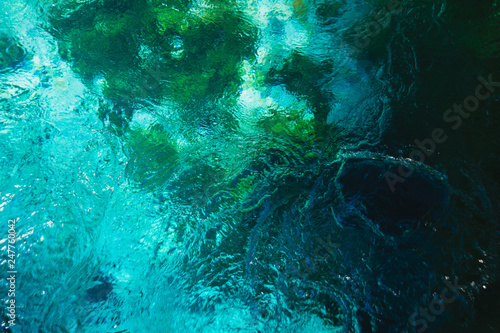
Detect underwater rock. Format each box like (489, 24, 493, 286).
(85, 275, 113, 303)
(0, 33, 25, 71)
(338, 153, 449, 235)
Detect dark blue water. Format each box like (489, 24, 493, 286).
(1, 0, 499, 332)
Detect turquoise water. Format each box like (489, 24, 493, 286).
(1, 0, 500, 332)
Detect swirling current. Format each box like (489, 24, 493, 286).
(1, 0, 499, 332)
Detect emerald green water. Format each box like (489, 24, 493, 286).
(1, 0, 500, 332)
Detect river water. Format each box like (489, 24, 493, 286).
(1, 0, 499, 332)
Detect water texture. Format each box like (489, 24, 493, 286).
(1, 0, 499, 332)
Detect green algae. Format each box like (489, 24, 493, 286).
(265, 52, 333, 123)
(47, 0, 258, 127)
(257, 105, 316, 143)
(125, 124, 178, 190)
(44, 0, 341, 194)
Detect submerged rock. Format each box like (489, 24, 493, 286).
(85, 275, 113, 303)
(0, 33, 26, 71)
(338, 153, 450, 235)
